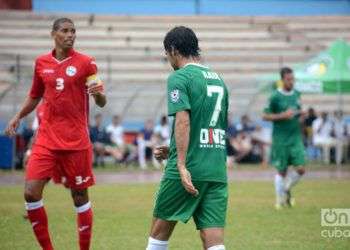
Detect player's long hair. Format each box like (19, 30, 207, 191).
(163, 26, 200, 58)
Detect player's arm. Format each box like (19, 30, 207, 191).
(5, 96, 41, 136)
(262, 110, 294, 121)
(262, 94, 293, 121)
(175, 111, 198, 196)
(86, 59, 107, 107)
(91, 91, 106, 107)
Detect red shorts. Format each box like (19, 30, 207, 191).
(26, 144, 95, 189)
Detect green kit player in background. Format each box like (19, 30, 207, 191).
(263, 67, 306, 210)
(145, 26, 229, 250)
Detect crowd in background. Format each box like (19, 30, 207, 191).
(11, 108, 350, 169)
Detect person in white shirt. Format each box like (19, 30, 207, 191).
(332, 110, 349, 165)
(154, 115, 170, 146)
(106, 115, 124, 146)
(312, 112, 336, 164)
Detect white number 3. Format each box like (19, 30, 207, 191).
(207, 85, 224, 127)
(56, 78, 64, 91)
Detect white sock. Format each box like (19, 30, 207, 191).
(274, 174, 286, 205)
(208, 245, 225, 250)
(25, 199, 44, 210)
(75, 201, 91, 213)
(146, 237, 168, 250)
(285, 170, 302, 191)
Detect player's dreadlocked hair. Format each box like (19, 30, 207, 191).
(52, 17, 74, 31)
(163, 26, 200, 58)
(280, 67, 293, 79)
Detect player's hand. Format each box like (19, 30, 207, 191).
(179, 167, 199, 196)
(154, 145, 169, 161)
(87, 82, 104, 96)
(5, 116, 20, 137)
(281, 109, 295, 120)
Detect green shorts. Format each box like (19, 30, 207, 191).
(153, 179, 228, 230)
(271, 142, 306, 172)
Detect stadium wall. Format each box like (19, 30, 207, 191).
(33, 0, 350, 15)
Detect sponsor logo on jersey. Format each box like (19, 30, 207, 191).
(43, 69, 54, 74)
(199, 128, 226, 149)
(66, 65, 77, 76)
(78, 225, 90, 232)
(170, 89, 179, 103)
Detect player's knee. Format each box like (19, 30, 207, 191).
(24, 187, 42, 202)
(278, 171, 287, 177)
(200, 229, 224, 249)
(297, 168, 305, 176)
(71, 188, 89, 207)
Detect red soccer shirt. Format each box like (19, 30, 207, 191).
(29, 49, 97, 150)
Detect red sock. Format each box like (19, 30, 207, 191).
(76, 201, 93, 250)
(26, 200, 53, 250)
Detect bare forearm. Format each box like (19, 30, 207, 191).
(175, 111, 190, 169)
(93, 93, 106, 107)
(263, 113, 284, 121)
(16, 96, 41, 119)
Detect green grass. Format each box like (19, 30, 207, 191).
(0, 180, 349, 249)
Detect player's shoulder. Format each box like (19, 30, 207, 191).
(74, 50, 95, 63)
(34, 52, 52, 64)
(167, 68, 190, 84)
(294, 89, 301, 97)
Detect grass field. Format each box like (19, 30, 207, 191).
(0, 179, 349, 249)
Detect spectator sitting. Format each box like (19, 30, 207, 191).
(137, 119, 155, 169)
(332, 110, 349, 165)
(303, 107, 318, 160)
(251, 125, 271, 167)
(89, 113, 110, 167)
(231, 129, 262, 164)
(105, 115, 130, 165)
(312, 112, 336, 164)
(236, 114, 255, 134)
(226, 114, 237, 168)
(154, 115, 170, 146)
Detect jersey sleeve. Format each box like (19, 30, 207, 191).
(29, 60, 45, 98)
(263, 94, 277, 114)
(85, 57, 103, 86)
(167, 72, 191, 116)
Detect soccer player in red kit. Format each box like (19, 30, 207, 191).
(5, 18, 106, 250)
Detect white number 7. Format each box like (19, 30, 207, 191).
(207, 85, 224, 127)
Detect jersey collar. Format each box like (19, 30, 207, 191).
(183, 63, 209, 69)
(51, 49, 75, 64)
(278, 88, 294, 96)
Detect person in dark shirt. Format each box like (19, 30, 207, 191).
(89, 113, 110, 166)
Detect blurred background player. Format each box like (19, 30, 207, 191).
(146, 26, 229, 250)
(5, 18, 106, 250)
(263, 67, 306, 209)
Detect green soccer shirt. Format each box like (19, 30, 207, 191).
(264, 89, 303, 146)
(165, 63, 229, 183)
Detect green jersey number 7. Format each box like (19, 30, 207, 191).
(207, 85, 224, 127)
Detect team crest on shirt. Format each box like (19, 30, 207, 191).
(66, 66, 77, 76)
(170, 89, 179, 103)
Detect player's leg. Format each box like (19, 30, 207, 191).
(200, 228, 225, 250)
(59, 147, 95, 250)
(194, 182, 227, 250)
(285, 142, 306, 206)
(271, 145, 288, 209)
(24, 145, 55, 250)
(71, 188, 93, 250)
(147, 179, 203, 249)
(147, 218, 177, 250)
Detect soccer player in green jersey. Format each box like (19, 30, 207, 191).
(146, 26, 229, 250)
(263, 67, 306, 210)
